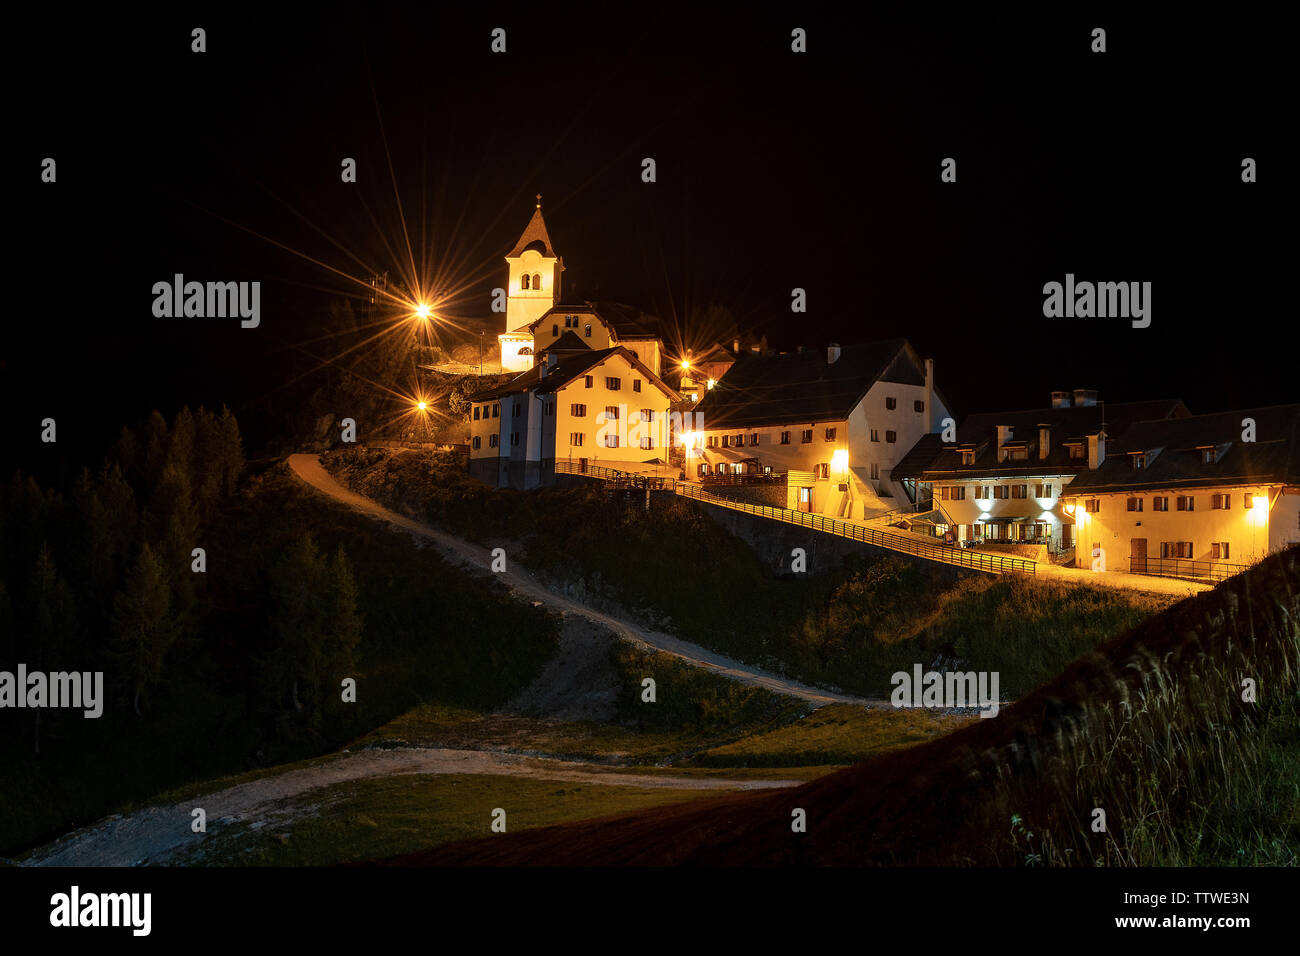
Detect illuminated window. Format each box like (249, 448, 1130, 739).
(961, 450, 975, 465)
(825, 427, 836, 441)
(585, 325, 592, 338)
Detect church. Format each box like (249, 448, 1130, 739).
(469, 199, 681, 489)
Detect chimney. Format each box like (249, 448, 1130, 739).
(1087, 432, 1106, 469)
(996, 425, 1014, 461)
(827, 342, 842, 365)
(1073, 388, 1099, 407)
(1050, 390, 1071, 409)
(733, 338, 740, 353)
(1037, 423, 1051, 460)
(924, 358, 935, 431)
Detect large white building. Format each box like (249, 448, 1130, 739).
(468, 335, 679, 489)
(892, 391, 1188, 553)
(684, 339, 950, 517)
(1065, 404, 1300, 577)
(498, 197, 566, 373)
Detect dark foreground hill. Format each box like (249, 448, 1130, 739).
(377, 547, 1300, 866)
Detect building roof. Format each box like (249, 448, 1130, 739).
(1066, 404, 1300, 494)
(536, 330, 590, 354)
(507, 202, 559, 258)
(527, 300, 662, 340)
(892, 398, 1189, 480)
(690, 338, 924, 431)
(468, 346, 679, 403)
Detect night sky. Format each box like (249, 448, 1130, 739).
(8, 8, 1287, 483)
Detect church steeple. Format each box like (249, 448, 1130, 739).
(507, 194, 559, 258)
(499, 196, 565, 371)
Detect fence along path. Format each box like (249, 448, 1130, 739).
(555, 461, 1037, 576)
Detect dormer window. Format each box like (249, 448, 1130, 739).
(1132, 452, 1147, 470)
(961, 450, 975, 466)
(1199, 446, 1216, 464)
(1066, 443, 1085, 462)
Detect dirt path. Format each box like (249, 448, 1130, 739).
(20, 748, 802, 867)
(288, 452, 884, 708)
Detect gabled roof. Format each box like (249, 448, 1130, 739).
(537, 330, 590, 354)
(507, 204, 559, 258)
(468, 347, 679, 403)
(527, 300, 662, 340)
(1067, 404, 1300, 494)
(690, 338, 922, 431)
(892, 398, 1189, 480)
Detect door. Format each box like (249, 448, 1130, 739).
(1130, 537, 1147, 574)
(1061, 524, 1073, 549)
(798, 487, 813, 513)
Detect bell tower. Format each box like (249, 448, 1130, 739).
(499, 195, 563, 372)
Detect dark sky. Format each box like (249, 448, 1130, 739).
(7, 7, 1289, 481)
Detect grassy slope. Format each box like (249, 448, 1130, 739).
(389, 547, 1300, 866)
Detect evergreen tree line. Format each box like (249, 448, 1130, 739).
(0, 406, 361, 751)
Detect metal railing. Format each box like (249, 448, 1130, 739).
(1128, 557, 1249, 583)
(556, 460, 1036, 575)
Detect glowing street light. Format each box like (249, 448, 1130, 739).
(415, 303, 432, 320)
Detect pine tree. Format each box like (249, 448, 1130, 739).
(26, 544, 79, 751)
(263, 534, 329, 716)
(110, 543, 177, 716)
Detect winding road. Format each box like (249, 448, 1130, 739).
(287, 452, 882, 708)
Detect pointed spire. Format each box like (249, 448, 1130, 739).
(508, 196, 558, 258)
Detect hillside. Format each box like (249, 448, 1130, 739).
(381, 546, 1300, 866)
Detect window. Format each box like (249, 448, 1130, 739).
(780, 431, 791, 445)
(974, 486, 987, 499)
(640, 437, 654, 450)
(1036, 484, 1053, 498)
(1179, 541, 1194, 559)
(825, 427, 837, 441)
(633, 379, 642, 392)
(994, 485, 1008, 499)
(1152, 496, 1168, 511)
(606, 377, 621, 390)
(814, 463, 829, 479)
(492, 404, 499, 418)
(870, 463, 879, 480)
(1127, 497, 1144, 512)
(1009, 447, 1029, 461)
(1085, 498, 1101, 513)
(532, 273, 541, 289)
(1202, 448, 1216, 464)
(1012, 485, 1028, 499)
(1244, 493, 1253, 509)
(521, 274, 531, 290)
(604, 405, 620, 420)
(870, 429, 880, 442)
(952, 487, 966, 500)
(721, 435, 730, 448)
(473, 406, 480, 420)
(885, 397, 897, 410)
(914, 400, 925, 413)
(605, 434, 619, 448)
(545, 402, 554, 416)
(513, 402, 521, 415)
(961, 450, 975, 465)
(1132, 453, 1147, 470)
(707, 436, 718, 448)
(472, 436, 481, 450)
(697, 463, 710, 478)
(734, 434, 744, 447)
(511, 432, 520, 447)
(571, 403, 587, 417)
(584, 375, 594, 388)
(801, 429, 813, 444)
(941, 486, 950, 500)
(489, 434, 499, 448)
(552, 324, 559, 337)
(641, 409, 655, 423)
(1212, 542, 1230, 560)
(584, 324, 592, 338)
(886, 430, 897, 443)
(750, 433, 759, 446)
(1067, 444, 1085, 461)
(1211, 493, 1227, 509)
(1176, 495, 1195, 511)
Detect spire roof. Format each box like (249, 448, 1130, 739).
(507, 195, 559, 257)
